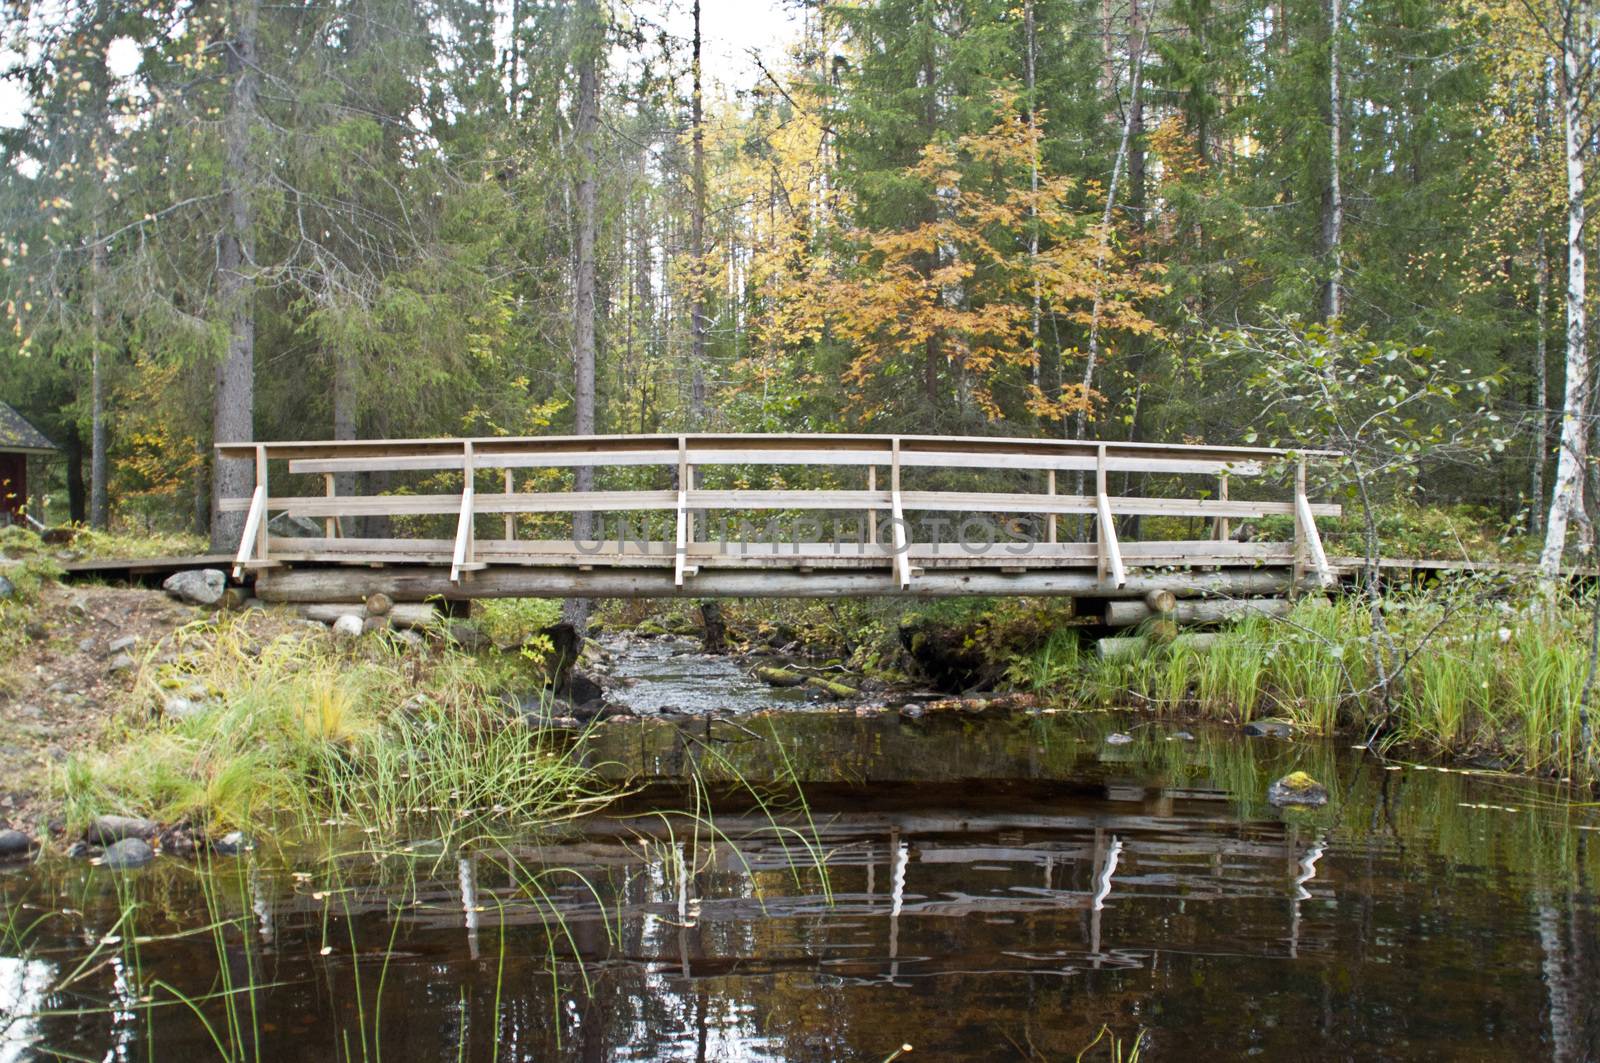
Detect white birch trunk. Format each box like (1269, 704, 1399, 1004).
(1322, 0, 1343, 322)
(1539, 41, 1590, 577)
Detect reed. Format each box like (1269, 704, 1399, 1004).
(1032, 587, 1600, 782)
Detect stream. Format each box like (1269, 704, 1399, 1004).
(3, 654, 1600, 1060)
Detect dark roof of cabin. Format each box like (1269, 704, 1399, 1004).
(0, 402, 56, 452)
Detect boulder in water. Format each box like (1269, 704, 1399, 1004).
(1267, 771, 1329, 807)
(88, 815, 158, 845)
(1243, 719, 1295, 738)
(754, 666, 806, 688)
(101, 838, 154, 869)
(0, 829, 33, 859)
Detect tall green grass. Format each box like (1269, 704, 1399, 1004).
(59, 611, 612, 841)
(1020, 588, 1600, 781)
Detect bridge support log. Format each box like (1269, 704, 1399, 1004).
(295, 602, 440, 629)
(1097, 632, 1220, 662)
(1104, 596, 1292, 629)
(255, 565, 1296, 603)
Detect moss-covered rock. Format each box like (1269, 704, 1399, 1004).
(1267, 771, 1329, 807)
(754, 666, 806, 687)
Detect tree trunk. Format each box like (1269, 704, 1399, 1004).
(689, 0, 708, 425)
(88, 233, 108, 530)
(1540, 41, 1590, 577)
(1072, 26, 1148, 457)
(64, 425, 85, 524)
(210, 0, 259, 553)
(1533, 228, 1550, 536)
(1320, 0, 1343, 323)
(566, 0, 601, 627)
(1025, 0, 1041, 388)
(332, 349, 357, 535)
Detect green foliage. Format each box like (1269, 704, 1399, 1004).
(474, 597, 563, 646)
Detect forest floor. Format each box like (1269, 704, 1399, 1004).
(0, 583, 207, 828)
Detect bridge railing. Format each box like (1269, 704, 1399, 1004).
(217, 433, 1340, 594)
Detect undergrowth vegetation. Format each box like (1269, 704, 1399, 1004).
(1014, 587, 1600, 781)
(59, 611, 611, 839)
(0, 527, 63, 694)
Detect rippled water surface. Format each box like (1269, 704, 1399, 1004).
(4, 706, 1600, 1061)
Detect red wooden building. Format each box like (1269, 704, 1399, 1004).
(0, 402, 56, 525)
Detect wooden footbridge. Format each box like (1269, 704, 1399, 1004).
(215, 433, 1340, 607)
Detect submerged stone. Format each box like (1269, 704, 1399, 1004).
(101, 838, 154, 869)
(213, 831, 250, 856)
(1268, 771, 1329, 807)
(1169, 730, 1196, 742)
(1105, 732, 1135, 746)
(1243, 719, 1295, 738)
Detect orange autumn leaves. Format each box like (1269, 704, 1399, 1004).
(762, 91, 1165, 425)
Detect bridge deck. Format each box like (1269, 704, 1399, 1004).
(214, 433, 1342, 602)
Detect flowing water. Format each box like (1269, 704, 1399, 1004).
(4, 700, 1600, 1061)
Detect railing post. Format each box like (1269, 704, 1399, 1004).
(255, 445, 269, 565)
(1292, 456, 1305, 589)
(891, 437, 911, 589)
(1095, 443, 1126, 588)
(451, 440, 476, 583)
(504, 467, 515, 541)
(1215, 473, 1230, 542)
(674, 436, 694, 586)
(867, 465, 877, 546)
(1293, 454, 1333, 588)
(322, 473, 338, 539)
(1047, 469, 1057, 544)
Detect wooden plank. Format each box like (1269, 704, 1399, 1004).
(220, 489, 681, 517)
(256, 565, 1300, 603)
(896, 450, 1263, 476)
(288, 449, 679, 475)
(286, 445, 1266, 478)
(895, 491, 1339, 519)
(224, 430, 1340, 466)
(259, 536, 1298, 573)
(222, 489, 1338, 524)
(686, 489, 891, 510)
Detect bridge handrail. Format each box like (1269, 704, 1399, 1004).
(216, 433, 1341, 592)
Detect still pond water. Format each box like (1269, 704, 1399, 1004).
(3, 673, 1599, 1060)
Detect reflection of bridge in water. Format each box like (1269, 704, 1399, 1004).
(216, 432, 1342, 605)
